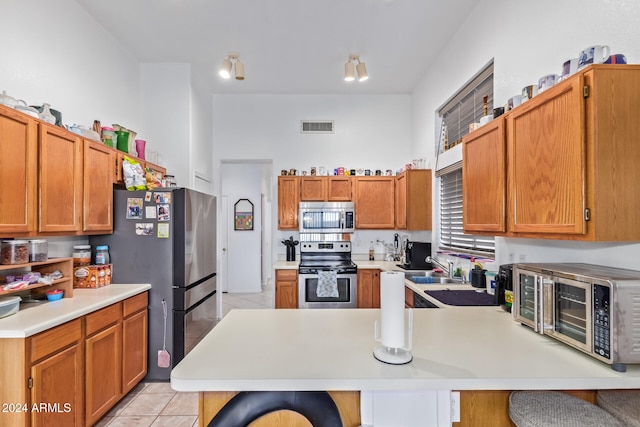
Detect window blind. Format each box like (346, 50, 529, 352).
(439, 164, 495, 255)
(438, 61, 494, 150)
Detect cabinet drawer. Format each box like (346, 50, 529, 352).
(123, 291, 148, 318)
(276, 269, 297, 281)
(85, 303, 122, 337)
(30, 318, 82, 362)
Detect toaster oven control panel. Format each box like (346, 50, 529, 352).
(593, 284, 611, 359)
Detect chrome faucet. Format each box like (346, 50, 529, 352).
(424, 256, 466, 283)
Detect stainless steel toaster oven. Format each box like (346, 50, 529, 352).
(513, 263, 640, 372)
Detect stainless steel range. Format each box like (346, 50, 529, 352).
(298, 241, 358, 308)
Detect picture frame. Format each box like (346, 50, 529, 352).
(234, 199, 254, 230)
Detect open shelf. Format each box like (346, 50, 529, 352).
(0, 257, 74, 298)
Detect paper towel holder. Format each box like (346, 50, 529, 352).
(373, 309, 413, 364)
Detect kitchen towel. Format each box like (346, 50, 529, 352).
(316, 270, 339, 298)
(379, 271, 405, 348)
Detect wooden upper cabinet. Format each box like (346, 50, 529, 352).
(84, 140, 114, 232)
(300, 176, 352, 201)
(300, 177, 327, 201)
(327, 176, 352, 201)
(395, 170, 432, 230)
(354, 177, 395, 229)
(39, 123, 83, 233)
(459, 65, 640, 241)
(462, 118, 506, 234)
(0, 105, 37, 234)
(508, 74, 586, 236)
(278, 176, 300, 230)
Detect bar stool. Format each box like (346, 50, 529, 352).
(509, 391, 624, 427)
(597, 390, 640, 427)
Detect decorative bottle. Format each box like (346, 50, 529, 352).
(39, 103, 56, 124)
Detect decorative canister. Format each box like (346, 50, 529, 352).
(101, 126, 116, 148)
(115, 130, 129, 153)
(135, 139, 146, 160)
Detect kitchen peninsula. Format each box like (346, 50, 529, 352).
(171, 284, 640, 426)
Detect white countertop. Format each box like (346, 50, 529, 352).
(171, 307, 640, 392)
(0, 283, 151, 338)
(275, 259, 473, 307)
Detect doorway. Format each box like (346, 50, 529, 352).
(219, 161, 273, 294)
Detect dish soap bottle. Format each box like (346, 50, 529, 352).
(369, 241, 374, 261)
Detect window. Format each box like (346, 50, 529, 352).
(436, 60, 495, 256)
(437, 61, 494, 152)
(439, 168, 495, 255)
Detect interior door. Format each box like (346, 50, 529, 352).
(219, 196, 228, 294)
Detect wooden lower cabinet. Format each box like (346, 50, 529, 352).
(357, 269, 380, 308)
(122, 294, 149, 394)
(0, 292, 148, 427)
(85, 303, 123, 425)
(275, 269, 298, 308)
(29, 318, 84, 427)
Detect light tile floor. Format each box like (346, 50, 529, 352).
(96, 284, 274, 426)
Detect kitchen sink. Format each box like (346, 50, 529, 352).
(403, 272, 465, 285)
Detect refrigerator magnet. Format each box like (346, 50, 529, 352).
(145, 206, 156, 219)
(157, 204, 170, 221)
(157, 223, 169, 238)
(154, 192, 171, 204)
(135, 223, 154, 236)
(126, 198, 143, 219)
(145, 192, 152, 202)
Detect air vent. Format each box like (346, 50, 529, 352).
(300, 120, 335, 134)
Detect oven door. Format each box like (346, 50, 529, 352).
(298, 272, 357, 308)
(544, 276, 592, 354)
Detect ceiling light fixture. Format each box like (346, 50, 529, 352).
(219, 53, 244, 80)
(344, 55, 368, 82)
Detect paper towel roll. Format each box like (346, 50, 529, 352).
(380, 271, 406, 348)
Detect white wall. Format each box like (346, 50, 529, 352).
(139, 63, 191, 186)
(0, 0, 141, 130)
(212, 94, 418, 262)
(411, 0, 640, 269)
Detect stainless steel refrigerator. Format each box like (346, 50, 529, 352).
(90, 188, 217, 380)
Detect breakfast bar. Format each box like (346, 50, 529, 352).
(171, 307, 640, 426)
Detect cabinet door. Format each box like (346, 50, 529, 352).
(508, 76, 586, 235)
(300, 177, 327, 201)
(357, 270, 373, 308)
(354, 177, 395, 229)
(462, 118, 506, 233)
(327, 177, 352, 201)
(39, 124, 83, 232)
(275, 269, 298, 308)
(83, 140, 114, 232)
(31, 343, 84, 427)
(404, 286, 414, 308)
(395, 173, 407, 229)
(278, 176, 299, 230)
(85, 323, 122, 425)
(122, 308, 148, 394)
(358, 270, 381, 308)
(0, 106, 37, 234)
(371, 270, 381, 308)
(405, 170, 432, 230)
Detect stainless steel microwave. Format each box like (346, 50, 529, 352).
(513, 263, 640, 372)
(299, 202, 355, 233)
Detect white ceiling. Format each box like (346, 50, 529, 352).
(75, 0, 479, 95)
